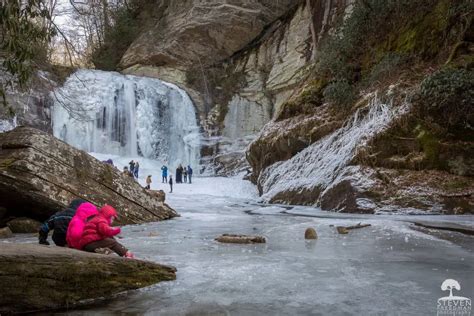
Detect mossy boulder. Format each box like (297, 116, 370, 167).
(0, 243, 176, 314)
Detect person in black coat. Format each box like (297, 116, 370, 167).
(176, 164, 184, 183)
(187, 165, 193, 184)
(38, 199, 86, 246)
(169, 175, 173, 193)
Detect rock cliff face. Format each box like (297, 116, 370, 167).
(15, 0, 469, 214)
(123, 0, 474, 213)
(0, 127, 178, 225)
(122, 0, 349, 174)
(120, 0, 298, 70)
(0, 70, 57, 133)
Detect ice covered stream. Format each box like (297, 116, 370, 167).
(8, 172, 473, 315)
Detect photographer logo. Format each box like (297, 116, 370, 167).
(437, 279, 471, 316)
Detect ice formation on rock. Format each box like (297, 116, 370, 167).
(0, 116, 17, 133)
(259, 92, 410, 202)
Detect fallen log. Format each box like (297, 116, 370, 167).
(215, 234, 266, 244)
(336, 222, 371, 234)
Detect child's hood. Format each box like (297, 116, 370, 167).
(75, 202, 98, 220)
(100, 205, 118, 221)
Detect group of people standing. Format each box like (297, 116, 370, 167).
(39, 199, 134, 258)
(175, 164, 193, 184)
(143, 164, 193, 193)
(122, 160, 140, 179)
(128, 160, 140, 178)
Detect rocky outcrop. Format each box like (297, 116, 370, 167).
(0, 70, 62, 133)
(238, 0, 474, 213)
(319, 166, 474, 214)
(0, 127, 178, 225)
(121, 1, 349, 175)
(0, 243, 176, 314)
(250, 82, 474, 214)
(247, 102, 343, 183)
(120, 1, 299, 70)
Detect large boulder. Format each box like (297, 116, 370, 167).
(6, 217, 41, 233)
(319, 166, 474, 214)
(0, 127, 178, 224)
(0, 227, 12, 238)
(0, 243, 176, 313)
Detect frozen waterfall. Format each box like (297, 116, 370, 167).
(52, 70, 200, 168)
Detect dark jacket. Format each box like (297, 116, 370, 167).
(39, 199, 86, 246)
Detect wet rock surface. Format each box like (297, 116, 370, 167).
(0, 243, 176, 314)
(0, 127, 178, 224)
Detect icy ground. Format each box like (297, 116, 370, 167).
(89, 152, 258, 198)
(6, 154, 473, 315)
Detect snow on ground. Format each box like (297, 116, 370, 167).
(89, 152, 259, 200)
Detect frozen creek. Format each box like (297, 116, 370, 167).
(11, 172, 471, 315)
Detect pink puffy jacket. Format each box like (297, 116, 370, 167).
(78, 205, 121, 249)
(66, 202, 99, 249)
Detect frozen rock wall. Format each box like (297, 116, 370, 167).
(259, 93, 409, 204)
(0, 70, 56, 133)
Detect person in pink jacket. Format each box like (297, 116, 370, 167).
(66, 202, 99, 249)
(79, 205, 134, 258)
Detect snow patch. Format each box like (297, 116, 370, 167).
(0, 116, 17, 133)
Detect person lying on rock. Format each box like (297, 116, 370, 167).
(67, 202, 99, 249)
(78, 205, 134, 258)
(38, 199, 86, 246)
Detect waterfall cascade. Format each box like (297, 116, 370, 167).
(259, 92, 410, 202)
(52, 70, 200, 168)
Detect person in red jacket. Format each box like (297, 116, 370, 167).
(79, 204, 134, 258)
